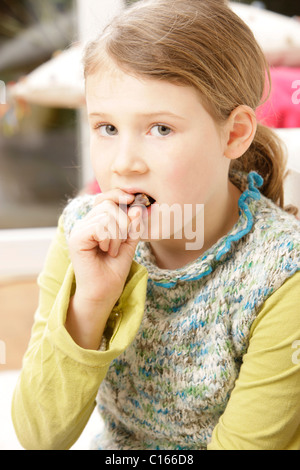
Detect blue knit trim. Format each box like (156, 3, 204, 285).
(153, 171, 263, 288)
(154, 265, 214, 286)
(215, 171, 263, 261)
(153, 280, 178, 288)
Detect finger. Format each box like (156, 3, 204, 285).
(85, 200, 130, 237)
(127, 206, 145, 241)
(118, 217, 144, 260)
(69, 220, 109, 252)
(85, 202, 129, 239)
(96, 211, 128, 257)
(73, 201, 138, 257)
(128, 205, 146, 222)
(98, 206, 142, 257)
(93, 189, 135, 208)
(104, 205, 130, 241)
(106, 218, 123, 257)
(99, 237, 110, 252)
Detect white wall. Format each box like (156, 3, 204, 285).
(77, 0, 124, 43)
(0, 228, 56, 280)
(77, 0, 125, 187)
(276, 128, 300, 211)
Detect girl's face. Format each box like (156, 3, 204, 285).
(86, 61, 231, 242)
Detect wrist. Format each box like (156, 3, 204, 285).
(72, 290, 116, 315)
(65, 293, 115, 350)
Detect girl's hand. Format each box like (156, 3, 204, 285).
(65, 189, 145, 349)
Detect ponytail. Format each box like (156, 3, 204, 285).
(230, 123, 298, 216)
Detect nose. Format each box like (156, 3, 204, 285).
(111, 136, 148, 176)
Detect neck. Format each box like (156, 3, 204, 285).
(148, 181, 241, 270)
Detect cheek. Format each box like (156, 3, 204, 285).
(90, 139, 98, 169)
(160, 163, 195, 205)
(90, 142, 110, 188)
(167, 149, 202, 180)
(161, 163, 184, 191)
(167, 164, 184, 183)
(163, 152, 214, 205)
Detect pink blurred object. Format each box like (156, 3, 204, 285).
(257, 67, 300, 128)
(85, 179, 101, 194)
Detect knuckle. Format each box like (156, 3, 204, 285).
(96, 226, 110, 241)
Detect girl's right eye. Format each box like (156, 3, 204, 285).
(96, 124, 118, 136)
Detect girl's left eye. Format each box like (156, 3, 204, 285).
(150, 125, 172, 137)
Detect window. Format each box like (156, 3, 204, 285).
(0, 0, 78, 277)
(0, 0, 79, 230)
(0, 0, 125, 278)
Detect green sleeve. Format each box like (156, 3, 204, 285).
(11, 216, 148, 450)
(208, 271, 300, 450)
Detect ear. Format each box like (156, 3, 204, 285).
(224, 105, 257, 160)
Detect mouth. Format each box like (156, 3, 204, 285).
(119, 191, 157, 215)
(130, 193, 156, 208)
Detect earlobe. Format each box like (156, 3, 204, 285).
(224, 105, 257, 160)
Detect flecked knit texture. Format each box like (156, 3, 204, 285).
(63, 172, 300, 450)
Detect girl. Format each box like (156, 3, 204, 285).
(12, 0, 300, 450)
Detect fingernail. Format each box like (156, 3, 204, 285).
(128, 216, 144, 240)
(111, 247, 119, 257)
(121, 194, 134, 201)
(128, 206, 143, 219)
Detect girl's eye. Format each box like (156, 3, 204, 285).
(150, 125, 172, 137)
(97, 124, 118, 136)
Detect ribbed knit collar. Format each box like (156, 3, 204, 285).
(134, 171, 264, 288)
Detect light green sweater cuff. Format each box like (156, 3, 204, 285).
(46, 260, 148, 368)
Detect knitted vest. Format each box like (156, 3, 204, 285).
(63, 172, 300, 450)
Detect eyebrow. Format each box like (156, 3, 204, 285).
(88, 111, 186, 121)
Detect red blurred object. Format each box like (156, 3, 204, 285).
(85, 179, 101, 194)
(257, 67, 300, 128)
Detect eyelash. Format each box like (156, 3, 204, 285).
(149, 124, 172, 137)
(93, 123, 173, 137)
(94, 124, 117, 137)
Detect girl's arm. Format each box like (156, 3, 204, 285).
(11, 215, 148, 450)
(208, 271, 300, 450)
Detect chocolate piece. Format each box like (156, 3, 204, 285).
(130, 193, 151, 208)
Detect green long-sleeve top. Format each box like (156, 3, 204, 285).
(12, 173, 300, 450)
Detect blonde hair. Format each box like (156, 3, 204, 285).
(84, 0, 296, 214)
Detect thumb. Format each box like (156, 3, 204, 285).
(128, 205, 145, 242)
(121, 206, 145, 256)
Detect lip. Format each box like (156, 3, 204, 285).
(117, 187, 157, 216)
(118, 187, 153, 196)
(117, 187, 156, 204)
(120, 201, 156, 217)
(140, 201, 158, 219)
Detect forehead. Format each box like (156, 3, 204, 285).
(85, 61, 203, 118)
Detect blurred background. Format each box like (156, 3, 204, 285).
(0, 0, 299, 449)
(0, 0, 78, 230)
(1, 0, 299, 233)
